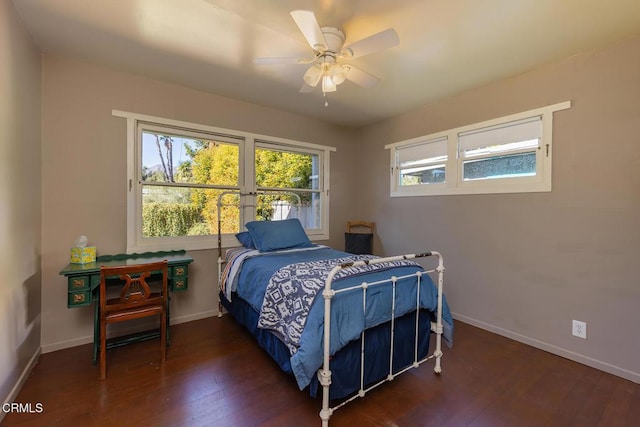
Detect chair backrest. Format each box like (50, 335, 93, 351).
(346, 221, 375, 234)
(100, 261, 168, 314)
(345, 221, 375, 255)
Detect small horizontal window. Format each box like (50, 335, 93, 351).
(386, 102, 570, 197)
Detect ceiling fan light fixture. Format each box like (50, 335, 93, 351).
(330, 63, 346, 85)
(303, 65, 322, 86)
(322, 75, 337, 92)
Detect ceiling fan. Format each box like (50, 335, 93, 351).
(254, 10, 399, 105)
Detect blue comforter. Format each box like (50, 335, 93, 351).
(222, 246, 454, 390)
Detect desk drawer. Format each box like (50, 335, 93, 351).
(170, 264, 188, 292)
(68, 276, 90, 292)
(172, 277, 188, 292)
(171, 264, 188, 278)
(68, 290, 92, 307)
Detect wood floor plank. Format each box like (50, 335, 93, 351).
(2, 317, 638, 426)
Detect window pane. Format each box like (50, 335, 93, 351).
(142, 131, 239, 186)
(400, 164, 446, 185)
(459, 116, 540, 182)
(255, 191, 321, 230)
(255, 147, 319, 190)
(142, 186, 240, 237)
(462, 152, 536, 181)
(396, 137, 447, 186)
(255, 147, 322, 230)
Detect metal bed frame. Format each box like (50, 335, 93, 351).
(318, 252, 444, 426)
(215, 191, 445, 426)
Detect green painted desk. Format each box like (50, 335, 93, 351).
(60, 250, 193, 364)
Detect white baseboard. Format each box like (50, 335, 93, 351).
(453, 312, 640, 384)
(1, 347, 41, 424)
(41, 309, 219, 354)
(42, 335, 93, 353)
(172, 309, 218, 325)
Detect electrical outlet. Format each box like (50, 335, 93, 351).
(572, 320, 587, 339)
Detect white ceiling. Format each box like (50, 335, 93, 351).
(13, 0, 640, 127)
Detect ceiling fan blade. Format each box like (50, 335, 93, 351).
(342, 28, 399, 58)
(344, 65, 379, 88)
(290, 10, 328, 51)
(254, 57, 314, 65)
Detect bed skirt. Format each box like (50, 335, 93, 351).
(220, 291, 433, 400)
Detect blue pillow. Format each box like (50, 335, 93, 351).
(245, 219, 313, 252)
(235, 231, 256, 249)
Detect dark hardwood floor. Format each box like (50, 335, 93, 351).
(3, 317, 639, 426)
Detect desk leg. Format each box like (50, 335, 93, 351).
(93, 290, 99, 365)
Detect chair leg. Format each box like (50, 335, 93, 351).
(166, 301, 171, 346)
(160, 310, 167, 363)
(100, 320, 107, 380)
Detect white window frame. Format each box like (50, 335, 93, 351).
(385, 101, 571, 197)
(113, 110, 335, 252)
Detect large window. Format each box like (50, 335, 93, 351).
(114, 111, 334, 251)
(386, 102, 570, 197)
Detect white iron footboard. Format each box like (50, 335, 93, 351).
(318, 251, 445, 426)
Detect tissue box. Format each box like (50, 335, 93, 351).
(70, 246, 96, 264)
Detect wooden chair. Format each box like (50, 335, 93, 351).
(345, 221, 375, 255)
(99, 260, 168, 379)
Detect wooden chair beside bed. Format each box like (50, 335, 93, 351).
(217, 218, 453, 426)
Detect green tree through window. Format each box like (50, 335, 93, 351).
(141, 132, 318, 238)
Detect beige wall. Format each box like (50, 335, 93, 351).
(359, 36, 640, 382)
(40, 56, 361, 351)
(0, 0, 42, 407)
